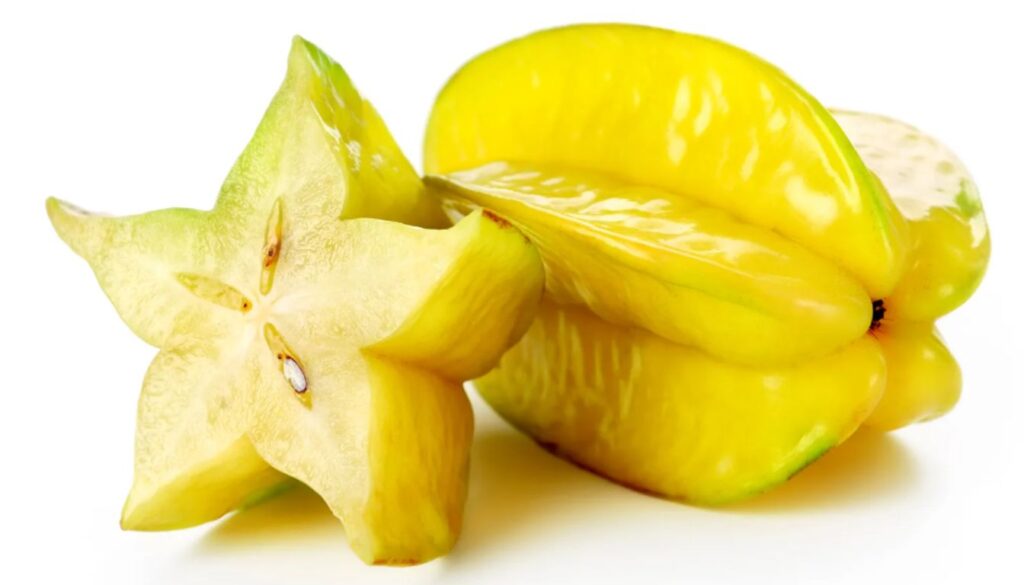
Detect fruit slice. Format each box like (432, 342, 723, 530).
(430, 163, 870, 365)
(47, 38, 543, 565)
(865, 322, 961, 431)
(832, 110, 990, 321)
(425, 24, 908, 298)
(476, 301, 885, 504)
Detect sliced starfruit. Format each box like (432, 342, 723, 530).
(48, 37, 543, 565)
(431, 162, 869, 365)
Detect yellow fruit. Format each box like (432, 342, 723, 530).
(47, 37, 543, 565)
(832, 110, 988, 429)
(477, 302, 885, 503)
(864, 322, 961, 431)
(832, 110, 990, 322)
(431, 162, 869, 365)
(424, 24, 988, 503)
(425, 24, 908, 299)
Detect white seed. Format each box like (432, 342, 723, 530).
(282, 358, 307, 393)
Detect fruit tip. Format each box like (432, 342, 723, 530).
(44, 196, 63, 215)
(45, 197, 73, 228)
(46, 197, 97, 221)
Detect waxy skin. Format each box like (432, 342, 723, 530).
(425, 24, 989, 503)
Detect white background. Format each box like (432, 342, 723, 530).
(2, 1, 1022, 583)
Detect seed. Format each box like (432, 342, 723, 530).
(282, 357, 308, 394)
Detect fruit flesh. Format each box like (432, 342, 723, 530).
(47, 37, 544, 565)
(425, 24, 908, 298)
(476, 302, 885, 504)
(430, 162, 870, 365)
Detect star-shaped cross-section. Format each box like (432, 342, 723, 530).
(47, 38, 543, 565)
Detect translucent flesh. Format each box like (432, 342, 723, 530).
(477, 301, 886, 504)
(429, 162, 870, 365)
(47, 38, 543, 565)
(424, 24, 908, 298)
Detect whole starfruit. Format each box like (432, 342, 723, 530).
(424, 24, 989, 504)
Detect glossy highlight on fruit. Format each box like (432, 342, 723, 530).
(426, 24, 909, 299)
(425, 24, 988, 503)
(479, 302, 885, 503)
(47, 37, 544, 565)
(832, 110, 988, 430)
(432, 162, 871, 365)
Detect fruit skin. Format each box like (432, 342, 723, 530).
(424, 24, 988, 505)
(430, 163, 871, 366)
(222, 37, 449, 231)
(832, 110, 990, 322)
(425, 23, 908, 299)
(47, 37, 543, 565)
(477, 301, 885, 504)
(832, 110, 989, 429)
(864, 322, 961, 431)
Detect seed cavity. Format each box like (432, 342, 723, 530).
(177, 273, 253, 313)
(260, 197, 284, 295)
(282, 357, 307, 393)
(264, 323, 310, 402)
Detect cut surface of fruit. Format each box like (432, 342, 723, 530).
(48, 37, 543, 565)
(430, 162, 870, 365)
(49, 37, 447, 350)
(219, 37, 448, 232)
(833, 110, 989, 321)
(476, 301, 886, 504)
(425, 24, 907, 297)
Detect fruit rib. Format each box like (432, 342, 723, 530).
(121, 314, 285, 530)
(247, 210, 542, 563)
(219, 37, 447, 230)
(48, 37, 448, 349)
(476, 302, 886, 504)
(422, 23, 989, 505)
(865, 322, 961, 431)
(425, 24, 908, 298)
(430, 162, 870, 365)
(832, 110, 989, 321)
(831, 111, 987, 430)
